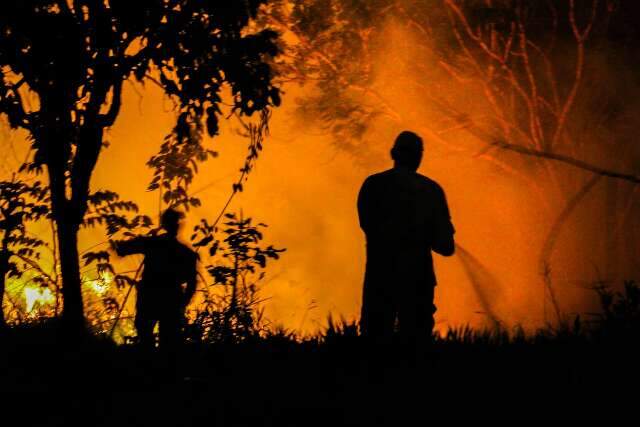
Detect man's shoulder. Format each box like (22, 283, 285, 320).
(362, 170, 447, 197)
(153, 235, 197, 259)
(364, 170, 389, 180)
(362, 169, 397, 185)
(177, 241, 198, 260)
(415, 173, 445, 192)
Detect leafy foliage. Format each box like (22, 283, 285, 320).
(83, 190, 153, 236)
(189, 211, 285, 343)
(80, 191, 154, 334)
(146, 114, 217, 209)
(0, 180, 50, 269)
(0, 0, 282, 326)
(0, 179, 50, 327)
(0, 0, 281, 208)
(148, 108, 272, 210)
(265, 0, 392, 153)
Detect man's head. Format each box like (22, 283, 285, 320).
(160, 208, 184, 237)
(391, 131, 423, 171)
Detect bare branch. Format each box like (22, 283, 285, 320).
(445, 2, 542, 151)
(14, 253, 57, 288)
(517, 11, 544, 147)
(569, 0, 600, 42)
(444, 0, 507, 64)
(526, 40, 560, 110)
(551, 2, 590, 151)
(493, 140, 640, 184)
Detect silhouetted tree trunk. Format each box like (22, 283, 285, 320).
(54, 218, 83, 328)
(41, 94, 107, 329)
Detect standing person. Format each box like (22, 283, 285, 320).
(357, 131, 455, 344)
(112, 208, 198, 348)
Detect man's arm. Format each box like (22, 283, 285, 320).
(431, 185, 455, 256)
(111, 236, 150, 257)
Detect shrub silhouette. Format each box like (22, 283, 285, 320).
(189, 212, 285, 343)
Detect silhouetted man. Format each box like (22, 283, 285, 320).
(113, 209, 198, 348)
(358, 131, 455, 344)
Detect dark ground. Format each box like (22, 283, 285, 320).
(1, 322, 637, 426)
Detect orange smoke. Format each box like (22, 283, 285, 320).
(2, 15, 639, 336)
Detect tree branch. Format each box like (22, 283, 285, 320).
(493, 141, 640, 184)
(550, 0, 596, 151)
(0, 74, 31, 130)
(14, 253, 57, 289)
(98, 79, 123, 127)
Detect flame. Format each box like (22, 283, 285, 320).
(24, 285, 55, 314)
(18, 273, 113, 318)
(85, 272, 114, 296)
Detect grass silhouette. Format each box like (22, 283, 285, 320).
(2, 282, 639, 426)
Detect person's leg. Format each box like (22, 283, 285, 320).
(158, 302, 183, 350)
(397, 285, 435, 355)
(360, 281, 396, 342)
(361, 249, 397, 343)
(135, 294, 156, 349)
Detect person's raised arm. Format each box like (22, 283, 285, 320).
(431, 185, 455, 256)
(111, 236, 150, 257)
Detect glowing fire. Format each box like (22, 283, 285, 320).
(24, 285, 55, 314)
(18, 272, 114, 317)
(86, 272, 114, 296)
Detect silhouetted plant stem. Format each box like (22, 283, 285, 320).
(224, 252, 240, 343)
(108, 263, 143, 340)
(223, 214, 242, 343)
(0, 242, 9, 329)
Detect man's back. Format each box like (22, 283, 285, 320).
(358, 168, 454, 257)
(116, 234, 197, 291)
